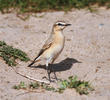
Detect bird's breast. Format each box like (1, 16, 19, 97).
(51, 33, 65, 56)
(43, 32, 65, 59)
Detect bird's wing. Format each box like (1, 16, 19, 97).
(36, 34, 54, 58)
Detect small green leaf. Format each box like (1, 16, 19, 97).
(0, 41, 6, 46)
(29, 82, 40, 89)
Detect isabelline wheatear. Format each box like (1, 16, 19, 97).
(28, 21, 71, 82)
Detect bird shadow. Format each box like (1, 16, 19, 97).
(28, 57, 81, 72)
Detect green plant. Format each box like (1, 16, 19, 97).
(13, 81, 27, 89)
(0, 0, 110, 14)
(29, 82, 40, 89)
(13, 76, 94, 95)
(42, 83, 55, 91)
(58, 76, 94, 95)
(52, 76, 94, 94)
(0, 41, 30, 66)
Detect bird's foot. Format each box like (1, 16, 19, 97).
(42, 76, 55, 83)
(51, 77, 62, 82)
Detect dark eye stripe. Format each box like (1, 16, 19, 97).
(58, 23, 64, 26)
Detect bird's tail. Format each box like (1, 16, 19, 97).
(28, 56, 41, 67)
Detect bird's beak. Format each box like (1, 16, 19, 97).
(65, 24, 71, 26)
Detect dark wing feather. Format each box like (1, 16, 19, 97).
(28, 34, 54, 67)
(35, 34, 54, 59)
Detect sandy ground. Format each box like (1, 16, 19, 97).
(0, 7, 110, 100)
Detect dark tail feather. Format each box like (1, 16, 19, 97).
(28, 61, 35, 67)
(28, 56, 39, 67)
(28, 49, 43, 67)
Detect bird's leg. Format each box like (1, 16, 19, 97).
(51, 66, 58, 80)
(50, 58, 58, 81)
(51, 67, 61, 81)
(46, 61, 51, 82)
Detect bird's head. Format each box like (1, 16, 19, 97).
(53, 21, 71, 31)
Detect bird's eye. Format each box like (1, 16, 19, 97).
(57, 23, 63, 26)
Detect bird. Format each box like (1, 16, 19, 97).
(28, 21, 71, 82)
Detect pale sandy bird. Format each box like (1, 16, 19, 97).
(28, 21, 71, 82)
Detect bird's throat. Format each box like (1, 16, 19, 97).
(54, 30, 65, 45)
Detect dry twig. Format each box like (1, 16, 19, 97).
(11, 67, 50, 84)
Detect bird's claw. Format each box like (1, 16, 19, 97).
(42, 76, 55, 83)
